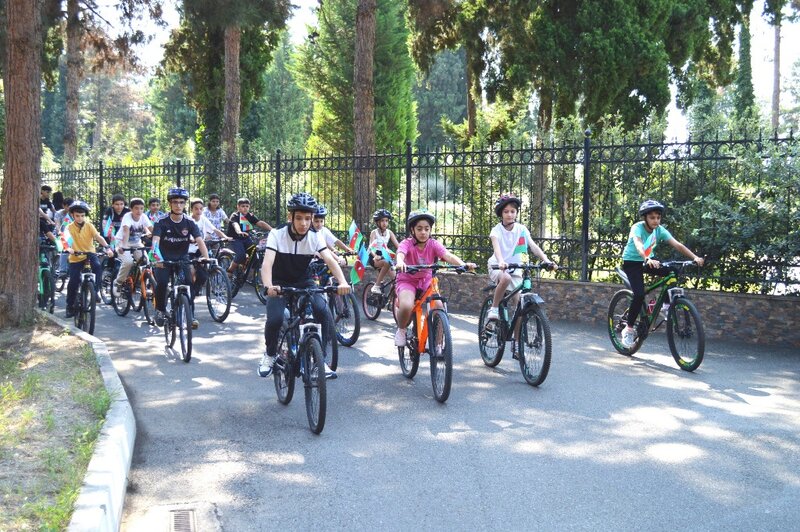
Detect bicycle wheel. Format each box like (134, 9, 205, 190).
(327, 309, 339, 372)
(55, 272, 66, 292)
(45, 269, 55, 314)
(478, 297, 504, 367)
(206, 266, 232, 322)
(607, 289, 644, 355)
(164, 293, 176, 347)
(253, 257, 268, 304)
(100, 262, 114, 305)
(428, 309, 453, 402)
(303, 335, 327, 434)
(274, 325, 297, 405)
(398, 321, 420, 379)
(518, 305, 552, 386)
(331, 292, 360, 346)
(141, 271, 156, 325)
(390, 290, 398, 325)
(81, 280, 96, 335)
(111, 278, 131, 317)
(176, 292, 192, 362)
(666, 297, 705, 372)
(131, 271, 145, 312)
(361, 282, 381, 320)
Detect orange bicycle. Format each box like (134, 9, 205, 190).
(396, 264, 469, 403)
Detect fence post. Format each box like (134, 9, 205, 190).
(405, 140, 412, 221)
(98, 160, 105, 218)
(581, 129, 591, 282)
(275, 150, 282, 227)
(176, 159, 182, 188)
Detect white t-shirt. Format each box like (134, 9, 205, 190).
(319, 226, 337, 248)
(188, 215, 216, 253)
(370, 228, 393, 248)
(116, 212, 153, 247)
(266, 226, 327, 286)
(487, 222, 533, 266)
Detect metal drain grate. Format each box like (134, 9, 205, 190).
(169, 508, 196, 532)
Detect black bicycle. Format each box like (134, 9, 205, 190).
(477, 263, 554, 386)
(309, 255, 361, 347)
(203, 257, 232, 323)
(608, 260, 705, 371)
(159, 259, 194, 362)
(361, 276, 397, 322)
(37, 240, 56, 314)
(70, 251, 101, 335)
(271, 285, 340, 434)
(217, 230, 268, 303)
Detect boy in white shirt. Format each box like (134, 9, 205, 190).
(113, 197, 153, 295)
(312, 205, 355, 265)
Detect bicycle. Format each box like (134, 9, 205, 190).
(99, 253, 117, 306)
(477, 263, 554, 386)
(70, 251, 100, 335)
(396, 264, 469, 403)
(309, 254, 361, 347)
(217, 230, 268, 303)
(361, 276, 397, 323)
(37, 240, 56, 314)
(271, 284, 340, 434)
(203, 257, 232, 323)
(157, 259, 194, 363)
(608, 260, 705, 371)
(111, 246, 152, 319)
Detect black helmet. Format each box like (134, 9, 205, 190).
(638, 199, 665, 218)
(314, 205, 328, 218)
(406, 209, 435, 232)
(494, 193, 522, 217)
(167, 187, 190, 202)
(68, 200, 90, 214)
(286, 192, 318, 213)
(373, 208, 393, 222)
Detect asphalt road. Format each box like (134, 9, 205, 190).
(54, 285, 800, 531)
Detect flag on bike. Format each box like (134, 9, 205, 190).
(369, 241, 395, 263)
(103, 216, 114, 239)
(240, 217, 253, 232)
(643, 232, 656, 259)
(513, 236, 527, 256)
(347, 220, 363, 250)
(350, 258, 365, 285)
(60, 214, 72, 232)
(149, 243, 164, 262)
(60, 227, 73, 251)
(358, 243, 371, 268)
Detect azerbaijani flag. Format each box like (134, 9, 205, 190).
(103, 216, 114, 239)
(149, 243, 164, 262)
(512, 236, 527, 256)
(642, 232, 656, 259)
(347, 220, 363, 250)
(60, 227, 73, 251)
(358, 242, 370, 267)
(240, 216, 253, 232)
(369, 242, 395, 263)
(60, 214, 72, 232)
(350, 259, 365, 285)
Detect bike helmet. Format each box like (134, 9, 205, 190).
(314, 205, 328, 218)
(167, 187, 190, 202)
(638, 199, 665, 218)
(68, 200, 90, 214)
(286, 192, 318, 213)
(406, 209, 436, 232)
(494, 193, 522, 217)
(373, 208, 393, 222)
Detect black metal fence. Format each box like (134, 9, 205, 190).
(38, 132, 800, 295)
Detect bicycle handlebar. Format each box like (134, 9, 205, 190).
(491, 262, 556, 272)
(397, 264, 474, 274)
(272, 285, 340, 296)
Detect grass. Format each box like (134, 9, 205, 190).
(0, 316, 110, 531)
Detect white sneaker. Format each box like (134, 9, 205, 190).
(394, 328, 407, 347)
(621, 328, 637, 348)
(370, 285, 382, 295)
(324, 363, 337, 380)
(112, 282, 122, 297)
(258, 353, 276, 377)
(487, 307, 499, 320)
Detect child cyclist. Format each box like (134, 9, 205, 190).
(394, 209, 476, 346)
(487, 193, 557, 322)
(225, 197, 272, 273)
(64, 201, 115, 318)
(259, 193, 351, 379)
(147, 197, 165, 223)
(312, 205, 355, 266)
(620, 200, 704, 348)
(113, 197, 153, 296)
(367, 209, 400, 294)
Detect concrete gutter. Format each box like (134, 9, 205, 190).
(39, 311, 136, 532)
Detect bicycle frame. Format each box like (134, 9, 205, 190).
(408, 274, 446, 354)
(616, 265, 685, 333)
(493, 266, 546, 338)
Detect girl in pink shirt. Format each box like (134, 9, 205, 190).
(394, 209, 476, 346)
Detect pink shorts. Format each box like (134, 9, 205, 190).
(395, 276, 431, 297)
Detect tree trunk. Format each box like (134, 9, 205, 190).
(771, 20, 780, 133)
(222, 24, 241, 164)
(64, 0, 81, 164)
(0, 0, 43, 328)
(465, 45, 477, 140)
(353, 0, 377, 228)
(531, 93, 553, 239)
(91, 76, 105, 163)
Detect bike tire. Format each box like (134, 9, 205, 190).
(428, 309, 453, 402)
(111, 278, 131, 317)
(176, 292, 192, 362)
(390, 290, 398, 325)
(206, 266, 232, 323)
(303, 335, 327, 434)
(518, 305, 552, 386)
(55, 273, 66, 292)
(141, 271, 156, 325)
(607, 289, 644, 355)
(398, 321, 420, 379)
(45, 268, 55, 314)
(254, 255, 268, 304)
(99, 262, 114, 305)
(666, 297, 705, 372)
(274, 325, 297, 405)
(83, 280, 96, 335)
(131, 271, 145, 312)
(478, 296, 504, 367)
(361, 282, 382, 320)
(332, 292, 360, 347)
(165, 293, 176, 348)
(327, 309, 339, 372)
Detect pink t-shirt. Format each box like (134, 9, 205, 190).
(397, 237, 447, 284)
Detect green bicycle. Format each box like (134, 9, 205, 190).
(37, 240, 56, 314)
(608, 260, 705, 371)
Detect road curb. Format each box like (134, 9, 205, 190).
(38, 311, 136, 532)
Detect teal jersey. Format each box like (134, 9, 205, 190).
(622, 221, 673, 262)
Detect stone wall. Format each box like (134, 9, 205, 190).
(352, 269, 800, 348)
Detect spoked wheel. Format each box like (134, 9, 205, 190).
(254, 258, 268, 304)
(274, 325, 297, 405)
(176, 292, 192, 362)
(111, 278, 131, 317)
(428, 309, 453, 402)
(361, 282, 381, 320)
(303, 336, 327, 434)
(478, 297, 504, 367)
(164, 294, 176, 348)
(99, 262, 115, 305)
(607, 289, 644, 355)
(518, 305, 552, 386)
(55, 272, 66, 292)
(667, 297, 705, 371)
(141, 271, 156, 325)
(131, 273, 145, 312)
(331, 292, 360, 346)
(80, 280, 96, 335)
(398, 322, 420, 379)
(326, 310, 339, 372)
(206, 266, 232, 323)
